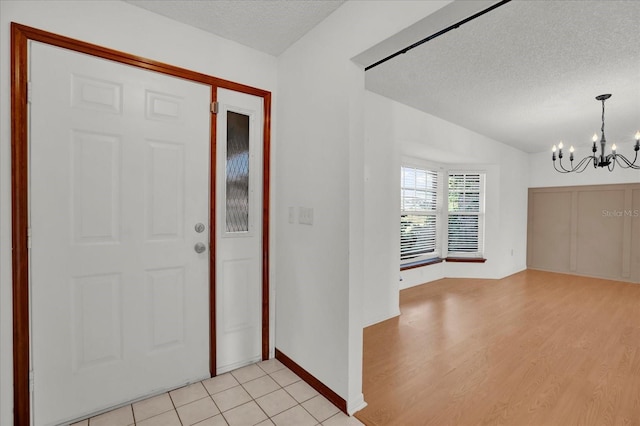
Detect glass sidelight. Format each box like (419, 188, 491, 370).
(225, 111, 250, 233)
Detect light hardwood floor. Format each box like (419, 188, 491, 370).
(355, 270, 640, 425)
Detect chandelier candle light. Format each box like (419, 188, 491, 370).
(552, 94, 640, 172)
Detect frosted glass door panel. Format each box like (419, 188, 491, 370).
(226, 111, 250, 233)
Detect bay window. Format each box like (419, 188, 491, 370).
(400, 165, 486, 266)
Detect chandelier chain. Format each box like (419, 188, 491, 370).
(601, 99, 605, 137)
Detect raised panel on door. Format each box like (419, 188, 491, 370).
(632, 190, 640, 282)
(30, 41, 211, 425)
(575, 190, 625, 278)
(145, 140, 185, 241)
(528, 191, 572, 271)
(146, 267, 186, 352)
(71, 130, 122, 244)
(72, 274, 123, 371)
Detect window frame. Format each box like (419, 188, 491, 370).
(399, 162, 487, 268)
(445, 171, 486, 259)
(400, 164, 443, 265)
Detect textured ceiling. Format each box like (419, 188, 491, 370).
(125, 0, 345, 56)
(357, 0, 640, 154)
(126, 0, 639, 155)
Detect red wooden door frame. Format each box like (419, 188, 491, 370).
(10, 22, 272, 426)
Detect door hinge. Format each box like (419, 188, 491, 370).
(27, 81, 32, 104)
(211, 101, 218, 114)
(29, 371, 34, 393)
(27, 227, 32, 249)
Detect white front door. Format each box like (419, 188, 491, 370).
(29, 41, 211, 425)
(215, 89, 264, 374)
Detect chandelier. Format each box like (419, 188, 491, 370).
(552, 94, 640, 173)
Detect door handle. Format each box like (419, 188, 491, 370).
(194, 242, 206, 254)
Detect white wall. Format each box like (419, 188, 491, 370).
(2, 0, 540, 420)
(529, 149, 640, 188)
(363, 86, 402, 324)
(0, 2, 277, 424)
(275, 0, 452, 413)
(363, 91, 529, 306)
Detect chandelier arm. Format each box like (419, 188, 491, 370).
(555, 155, 594, 173)
(614, 153, 640, 169)
(605, 153, 615, 169)
(557, 157, 573, 173)
(571, 155, 597, 173)
(553, 160, 573, 173)
(624, 151, 638, 168)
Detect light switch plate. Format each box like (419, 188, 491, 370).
(298, 207, 313, 225)
(288, 207, 295, 224)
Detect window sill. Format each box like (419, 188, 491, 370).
(400, 257, 444, 271)
(445, 257, 487, 263)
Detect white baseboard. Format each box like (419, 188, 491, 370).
(347, 393, 367, 415)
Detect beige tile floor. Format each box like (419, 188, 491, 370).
(70, 359, 363, 426)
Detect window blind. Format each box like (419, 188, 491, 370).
(401, 167, 439, 261)
(447, 172, 484, 257)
